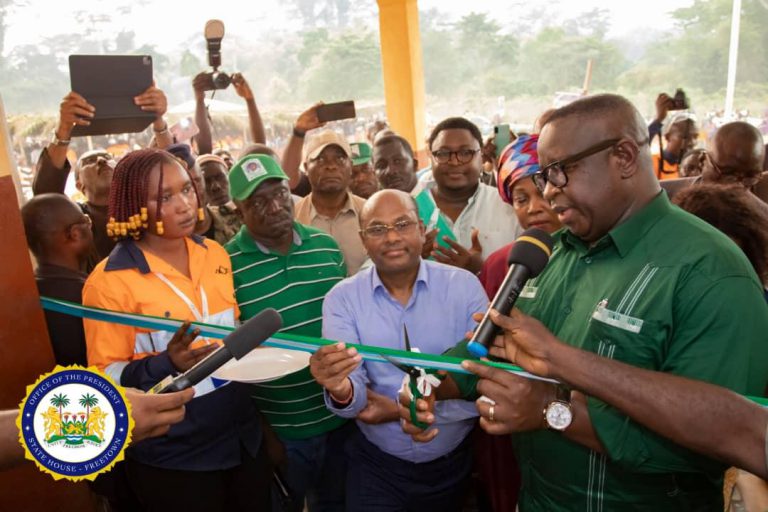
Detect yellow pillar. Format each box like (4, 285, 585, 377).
(377, 0, 426, 152)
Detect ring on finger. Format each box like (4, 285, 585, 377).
(489, 405, 495, 422)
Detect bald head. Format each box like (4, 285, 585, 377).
(712, 122, 765, 179)
(542, 94, 654, 177)
(533, 108, 556, 134)
(545, 94, 648, 143)
(22, 194, 90, 258)
(360, 189, 418, 227)
(359, 189, 425, 276)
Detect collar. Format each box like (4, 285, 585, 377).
(424, 181, 483, 205)
(35, 263, 88, 282)
(371, 258, 429, 296)
(661, 149, 681, 165)
(104, 235, 207, 274)
(561, 191, 672, 258)
(307, 191, 360, 219)
(234, 221, 305, 255)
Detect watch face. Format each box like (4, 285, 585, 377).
(546, 401, 573, 431)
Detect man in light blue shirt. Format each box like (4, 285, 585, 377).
(310, 189, 487, 511)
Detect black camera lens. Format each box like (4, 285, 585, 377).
(212, 72, 232, 90)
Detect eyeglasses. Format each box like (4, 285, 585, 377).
(66, 213, 92, 231)
(360, 220, 418, 239)
(702, 151, 749, 184)
(533, 138, 621, 192)
(431, 148, 480, 165)
(310, 154, 349, 166)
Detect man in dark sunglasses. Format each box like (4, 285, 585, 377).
(32, 85, 173, 270)
(405, 94, 768, 512)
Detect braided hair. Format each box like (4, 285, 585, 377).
(107, 148, 204, 241)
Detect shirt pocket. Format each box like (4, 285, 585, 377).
(584, 307, 667, 369)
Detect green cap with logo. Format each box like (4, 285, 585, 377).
(229, 154, 288, 201)
(350, 142, 372, 166)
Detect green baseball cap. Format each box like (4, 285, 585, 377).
(350, 142, 372, 166)
(228, 154, 288, 201)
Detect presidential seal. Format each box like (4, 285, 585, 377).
(17, 366, 133, 481)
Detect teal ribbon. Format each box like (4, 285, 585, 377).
(40, 297, 768, 409)
(39, 297, 549, 381)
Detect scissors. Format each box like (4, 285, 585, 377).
(382, 325, 441, 430)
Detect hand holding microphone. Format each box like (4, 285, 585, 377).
(151, 308, 283, 394)
(467, 228, 554, 359)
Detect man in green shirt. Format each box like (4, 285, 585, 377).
(225, 154, 349, 512)
(401, 94, 768, 511)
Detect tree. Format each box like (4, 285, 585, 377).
(179, 50, 202, 77)
(517, 27, 626, 95)
(618, 0, 768, 101)
(299, 30, 383, 101)
(288, 0, 354, 29)
(78, 393, 98, 429)
(50, 393, 69, 436)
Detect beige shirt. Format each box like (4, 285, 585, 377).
(294, 192, 367, 275)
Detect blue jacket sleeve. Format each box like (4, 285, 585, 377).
(120, 352, 177, 391)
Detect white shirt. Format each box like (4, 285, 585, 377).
(420, 181, 521, 260)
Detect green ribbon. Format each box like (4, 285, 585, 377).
(40, 297, 768, 408)
(39, 297, 548, 380)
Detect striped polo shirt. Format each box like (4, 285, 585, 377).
(225, 222, 347, 439)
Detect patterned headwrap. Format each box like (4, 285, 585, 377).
(496, 134, 539, 204)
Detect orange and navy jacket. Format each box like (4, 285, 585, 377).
(82, 235, 261, 470)
(652, 152, 680, 180)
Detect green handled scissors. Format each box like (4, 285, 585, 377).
(382, 325, 431, 430)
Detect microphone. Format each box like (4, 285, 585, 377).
(467, 228, 554, 358)
(151, 308, 283, 394)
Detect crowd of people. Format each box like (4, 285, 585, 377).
(6, 68, 768, 512)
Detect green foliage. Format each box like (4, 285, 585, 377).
(2, 0, 767, 122)
(619, 0, 768, 99)
(50, 393, 70, 409)
(78, 393, 98, 410)
(298, 30, 383, 101)
(179, 50, 201, 77)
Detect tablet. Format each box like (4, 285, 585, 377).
(68, 55, 156, 136)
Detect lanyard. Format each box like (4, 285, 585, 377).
(154, 273, 209, 323)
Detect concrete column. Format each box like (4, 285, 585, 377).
(376, 0, 427, 152)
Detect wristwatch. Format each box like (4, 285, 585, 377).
(51, 131, 71, 147)
(153, 122, 169, 135)
(544, 385, 573, 431)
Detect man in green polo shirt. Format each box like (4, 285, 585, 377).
(224, 154, 349, 512)
(400, 94, 768, 511)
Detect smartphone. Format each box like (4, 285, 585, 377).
(494, 124, 511, 159)
(317, 101, 356, 123)
(169, 117, 200, 143)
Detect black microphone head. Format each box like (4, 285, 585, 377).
(507, 228, 554, 278)
(224, 308, 283, 359)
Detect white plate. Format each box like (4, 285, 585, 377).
(213, 347, 311, 383)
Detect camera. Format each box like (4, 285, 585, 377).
(670, 88, 689, 111)
(203, 19, 232, 91)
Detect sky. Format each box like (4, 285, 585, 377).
(3, 0, 698, 57)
